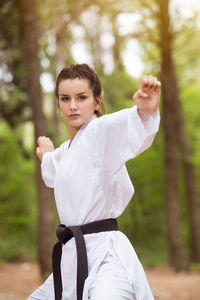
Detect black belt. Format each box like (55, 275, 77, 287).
(52, 218, 118, 300)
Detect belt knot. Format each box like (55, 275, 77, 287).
(56, 224, 73, 244)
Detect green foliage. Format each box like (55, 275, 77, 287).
(181, 84, 200, 166)
(190, 263, 200, 271)
(101, 70, 139, 112)
(0, 122, 37, 262)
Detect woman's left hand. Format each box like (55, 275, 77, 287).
(133, 75, 161, 121)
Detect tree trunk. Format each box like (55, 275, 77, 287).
(173, 96, 200, 262)
(182, 160, 200, 262)
(51, 0, 68, 138)
(110, 12, 124, 72)
(17, 0, 54, 277)
(157, 0, 189, 271)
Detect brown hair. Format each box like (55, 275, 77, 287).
(55, 64, 103, 117)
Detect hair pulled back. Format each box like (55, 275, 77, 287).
(55, 64, 103, 117)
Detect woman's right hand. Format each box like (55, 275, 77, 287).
(36, 136, 55, 161)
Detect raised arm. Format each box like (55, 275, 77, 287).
(85, 75, 161, 175)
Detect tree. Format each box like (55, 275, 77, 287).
(17, 0, 54, 277)
(156, 0, 189, 271)
(157, 0, 200, 266)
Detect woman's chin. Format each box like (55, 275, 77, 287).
(68, 119, 84, 129)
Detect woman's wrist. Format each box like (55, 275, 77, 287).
(137, 107, 158, 122)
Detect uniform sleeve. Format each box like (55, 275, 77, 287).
(89, 105, 160, 175)
(40, 141, 68, 188)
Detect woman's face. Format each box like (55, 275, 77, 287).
(58, 78, 101, 130)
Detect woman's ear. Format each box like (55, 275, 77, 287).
(95, 95, 102, 110)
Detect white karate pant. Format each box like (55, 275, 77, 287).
(27, 250, 135, 300)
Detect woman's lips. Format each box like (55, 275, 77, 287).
(69, 114, 80, 117)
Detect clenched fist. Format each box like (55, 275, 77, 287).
(133, 75, 161, 121)
(36, 136, 55, 161)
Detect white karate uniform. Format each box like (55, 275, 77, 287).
(28, 105, 160, 300)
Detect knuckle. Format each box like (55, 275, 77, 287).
(142, 75, 147, 81)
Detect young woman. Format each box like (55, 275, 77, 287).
(28, 64, 161, 300)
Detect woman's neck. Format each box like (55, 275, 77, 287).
(68, 126, 81, 147)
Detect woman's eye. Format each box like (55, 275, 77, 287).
(61, 97, 70, 101)
(78, 95, 87, 101)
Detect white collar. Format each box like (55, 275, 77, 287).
(67, 113, 97, 149)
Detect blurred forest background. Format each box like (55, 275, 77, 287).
(0, 0, 200, 280)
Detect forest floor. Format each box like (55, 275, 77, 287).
(0, 263, 199, 300)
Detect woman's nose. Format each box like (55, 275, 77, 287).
(70, 98, 78, 110)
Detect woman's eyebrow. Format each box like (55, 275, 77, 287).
(77, 92, 88, 95)
(60, 92, 88, 96)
